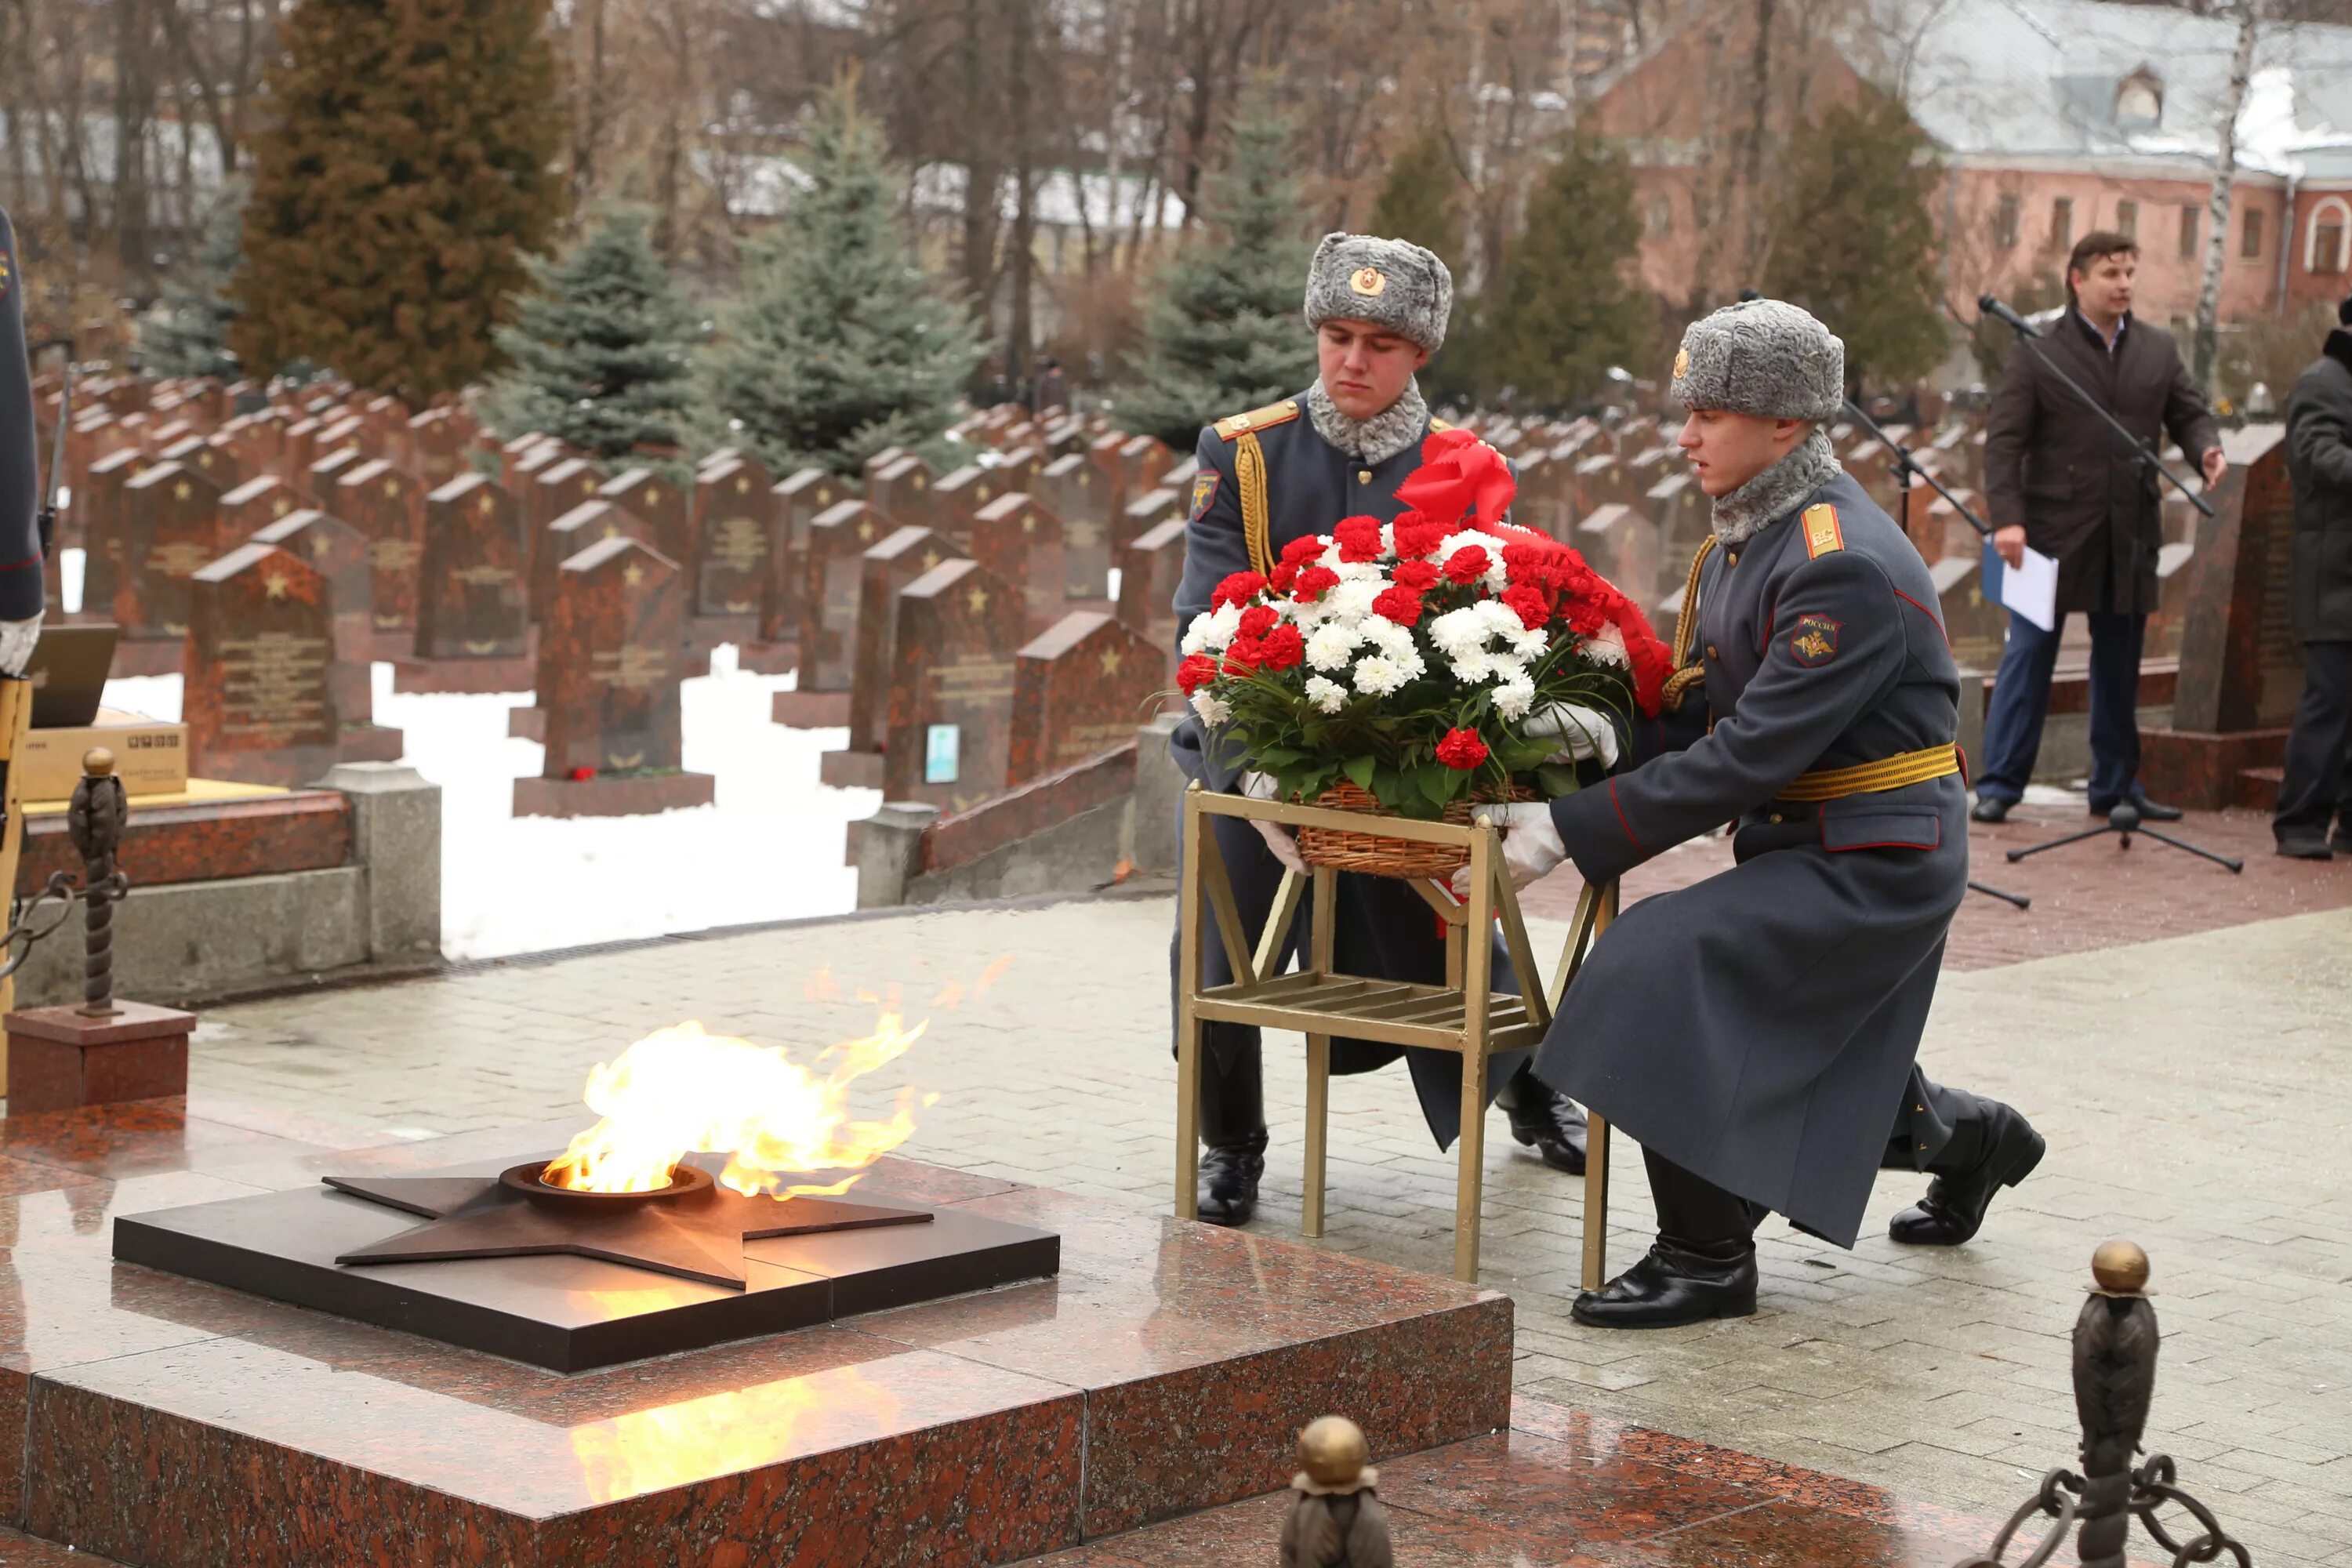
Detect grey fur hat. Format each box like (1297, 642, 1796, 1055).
(1671, 298, 1845, 423)
(1303, 234, 1453, 352)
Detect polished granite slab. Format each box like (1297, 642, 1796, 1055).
(0, 1098, 1512, 1567)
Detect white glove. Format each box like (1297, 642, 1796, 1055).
(1524, 702, 1620, 769)
(0, 613, 42, 678)
(1450, 800, 1567, 898)
(1240, 770, 1308, 876)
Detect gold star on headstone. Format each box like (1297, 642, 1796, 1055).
(604, 522, 619, 538)
(624, 561, 644, 586)
(386, 481, 401, 498)
(264, 572, 289, 599)
(273, 499, 290, 516)
(736, 477, 750, 494)
(913, 474, 927, 490)
(921, 550, 941, 570)
(818, 488, 833, 505)
(646, 486, 662, 505)
(978, 484, 991, 500)
(477, 493, 495, 515)
(1020, 514, 1034, 535)
(1099, 646, 1123, 676)
(310, 535, 330, 557)
(967, 585, 989, 613)
(857, 521, 874, 542)
(174, 481, 192, 501)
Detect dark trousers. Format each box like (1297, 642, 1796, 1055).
(2274, 641, 2352, 840)
(1976, 608, 2147, 810)
(1642, 1082, 1999, 1247)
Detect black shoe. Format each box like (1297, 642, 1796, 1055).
(1196, 1132, 1267, 1227)
(2277, 833, 2334, 861)
(2331, 826, 2352, 856)
(1969, 796, 2013, 823)
(1889, 1105, 2045, 1246)
(1570, 1238, 1758, 1328)
(2096, 793, 2182, 822)
(1503, 1073, 1588, 1175)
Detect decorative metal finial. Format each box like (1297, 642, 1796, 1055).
(65, 746, 131, 1018)
(1280, 1417, 1393, 1568)
(1955, 1243, 2250, 1568)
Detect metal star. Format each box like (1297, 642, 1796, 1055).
(1100, 645, 1123, 676)
(477, 492, 495, 515)
(263, 572, 290, 600)
(624, 561, 644, 586)
(967, 584, 989, 613)
(174, 481, 192, 501)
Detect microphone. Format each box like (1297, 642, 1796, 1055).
(1978, 294, 2043, 338)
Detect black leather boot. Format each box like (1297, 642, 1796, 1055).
(1889, 1102, 2045, 1246)
(1499, 1065, 1587, 1174)
(1196, 1044, 1267, 1228)
(1570, 1237, 1758, 1328)
(1197, 1131, 1267, 1226)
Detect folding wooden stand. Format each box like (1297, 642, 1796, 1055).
(0, 676, 34, 1089)
(1174, 781, 1619, 1285)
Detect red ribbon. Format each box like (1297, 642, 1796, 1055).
(1395, 427, 1517, 529)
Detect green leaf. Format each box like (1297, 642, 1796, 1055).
(1255, 745, 1304, 768)
(1536, 763, 1581, 798)
(1415, 763, 1455, 807)
(1342, 755, 1377, 792)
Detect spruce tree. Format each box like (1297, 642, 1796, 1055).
(1369, 120, 1465, 272)
(484, 205, 701, 459)
(1762, 91, 1947, 388)
(1116, 87, 1317, 448)
(143, 179, 245, 379)
(699, 76, 981, 477)
(1473, 132, 1646, 412)
(229, 0, 563, 402)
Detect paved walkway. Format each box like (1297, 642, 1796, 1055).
(183, 809, 2352, 1566)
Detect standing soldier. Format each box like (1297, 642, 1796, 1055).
(1477, 300, 2044, 1326)
(0, 206, 48, 674)
(1167, 233, 1595, 1225)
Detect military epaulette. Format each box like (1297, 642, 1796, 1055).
(1801, 503, 1844, 560)
(1214, 400, 1301, 441)
(1428, 416, 1451, 432)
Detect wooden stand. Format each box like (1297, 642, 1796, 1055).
(1174, 782, 1618, 1285)
(0, 676, 32, 1091)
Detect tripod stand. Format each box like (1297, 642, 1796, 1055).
(1974, 297, 2239, 874)
(1842, 400, 2033, 911)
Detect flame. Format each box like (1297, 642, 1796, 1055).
(541, 1014, 926, 1196)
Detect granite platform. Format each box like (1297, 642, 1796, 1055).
(0, 1098, 1510, 1567)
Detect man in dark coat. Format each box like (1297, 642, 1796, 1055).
(1479, 300, 2045, 1328)
(1973, 231, 2224, 823)
(2274, 296, 2352, 858)
(0, 206, 47, 673)
(1167, 232, 1593, 1226)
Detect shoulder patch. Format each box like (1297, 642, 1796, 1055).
(1789, 614, 1842, 667)
(1188, 470, 1221, 523)
(1801, 503, 1844, 559)
(1427, 416, 1451, 432)
(1214, 400, 1301, 442)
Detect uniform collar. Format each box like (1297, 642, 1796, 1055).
(2328, 327, 2352, 376)
(1304, 378, 1428, 466)
(1709, 428, 1842, 546)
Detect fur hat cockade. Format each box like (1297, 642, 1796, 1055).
(1303, 234, 1454, 353)
(1671, 298, 1845, 423)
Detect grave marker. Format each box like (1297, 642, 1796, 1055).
(691, 456, 774, 618)
(1113, 514, 1187, 666)
(797, 499, 888, 693)
(1007, 611, 1170, 784)
(868, 453, 938, 531)
(882, 557, 1029, 811)
(183, 543, 340, 786)
(336, 459, 426, 648)
(402, 472, 531, 691)
(1037, 453, 1111, 597)
(969, 492, 1069, 633)
(836, 525, 970, 770)
(599, 469, 692, 568)
(534, 499, 653, 622)
(118, 459, 224, 648)
(250, 509, 402, 763)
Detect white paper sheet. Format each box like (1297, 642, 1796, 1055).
(2000, 545, 2060, 633)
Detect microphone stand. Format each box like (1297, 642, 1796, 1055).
(1842, 398, 2031, 911)
(1977, 303, 2241, 876)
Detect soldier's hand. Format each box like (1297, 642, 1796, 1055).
(0, 612, 41, 677)
(1450, 801, 1566, 898)
(1240, 771, 1308, 877)
(1992, 524, 2027, 570)
(2201, 446, 2227, 488)
(1525, 702, 1620, 769)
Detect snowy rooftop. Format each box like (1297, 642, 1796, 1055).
(1864, 0, 2352, 180)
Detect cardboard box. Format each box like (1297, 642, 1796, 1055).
(20, 708, 189, 802)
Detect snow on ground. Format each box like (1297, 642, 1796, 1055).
(103, 646, 872, 962)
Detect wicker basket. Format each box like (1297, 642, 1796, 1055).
(1294, 779, 1536, 880)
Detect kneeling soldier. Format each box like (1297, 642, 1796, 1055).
(1167, 232, 1592, 1227)
(1483, 299, 2045, 1326)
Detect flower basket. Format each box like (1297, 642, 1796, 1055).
(1296, 779, 1537, 880)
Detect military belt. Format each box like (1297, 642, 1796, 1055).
(1776, 743, 1962, 803)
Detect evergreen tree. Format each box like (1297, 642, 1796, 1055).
(143, 179, 246, 379)
(1762, 90, 1948, 388)
(229, 0, 563, 402)
(1116, 86, 1317, 448)
(699, 75, 981, 477)
(1369, 120, 1465, 273)
(484, 205, 701, 459)
(1472, 132, 1646, 412)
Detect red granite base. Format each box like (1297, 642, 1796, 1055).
(736, 639, 799, 675)
(513, 771, 717, 818)
(2138, 727, 2290, 811)
(772, 688, 852, 728)
(818, 747, 884, 789)
(506, 706, 546, 742)
(369, 628, 416, 662)
(0, 1109, 1512, 1568)
(337, 724, 405, 764)
(391, 648, 535, 695)
(16, 789, 352, 898)
(107, 637, 185, 679)
(4, 1002, 194, 1113)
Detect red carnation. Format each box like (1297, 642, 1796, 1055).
(1502, 585, 1552, 630)
(1212, 571, 1268, 610)
(1372, 586, 1426, 626)
(1334, 516, 1385, 564)
(1176, 652, 1220, 694)
(1391, 559, 1442, 593)
(568, 765, 596, 782)
(1269, 561, 1299, 593)
(1444, 546, 1491, 585)
(1392, 516, 1450, 560)
(1259, 624, 1305, 671)
(1223, 637, 1265, 671)
(1237, 604, 1279, 641)
(1293, 565, 1340, 601)
(1435, 728, 1490, 771)
(1281, 534, 1328, 568)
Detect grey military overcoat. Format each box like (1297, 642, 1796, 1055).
(1532, 470, 1969, 1247)
(1168, 390, 1525, 1151)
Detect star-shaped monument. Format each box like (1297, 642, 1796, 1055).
(326, 1161, 933, 1291)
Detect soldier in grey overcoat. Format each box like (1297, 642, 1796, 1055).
(1479, 301, 2045, 1327)
(1166, 234, 1595, 1226)
(0, 207, 48, 671)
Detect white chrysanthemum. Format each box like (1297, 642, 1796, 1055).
(1181, 614, 1214, 656)
(1193, 602, 1242, 650)
(1476, 598, 1525, 638)
(1449, 648, 1495, 684)
(1438, 531, 1489, 564)
(1486, 654, 1527, 686)
(1365, 619, 1418, 661)
(1586, 620, 1632, 669)
(1190, 691, 1231, 725)
(1507, 622, 1551, 659)
(1305, 675, 1348, 714)
(1328, 579, 1383, 622)
(1352, 654, 1408, 696)
(1305, 621, 1364, 672)
(1493, 679, 1536, 720)
(1333, 558, 1388, 584)
(1428, 605, 1490, 661)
